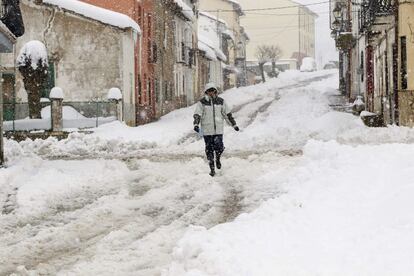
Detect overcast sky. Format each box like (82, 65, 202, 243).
(297, 0, 338, 66)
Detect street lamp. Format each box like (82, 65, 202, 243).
(333, 3, 342, 19)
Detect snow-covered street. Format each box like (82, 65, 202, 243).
(3, 70, 414, 275)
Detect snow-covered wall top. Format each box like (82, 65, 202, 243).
(42, 0, 141, 33)
(173, 0, 195, 21)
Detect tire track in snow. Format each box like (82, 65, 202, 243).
(0, 152, 299, 275)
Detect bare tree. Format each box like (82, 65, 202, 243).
(17, 41, 49, 119)
(266, 45, 282, 78)
(255, 45, 270, 83)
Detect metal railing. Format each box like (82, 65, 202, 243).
(2, 101, 118, 132)
(360, 0, 395, 31)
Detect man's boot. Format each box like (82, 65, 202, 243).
(209, 161, 215, 177)
(216, 156, 221, 169)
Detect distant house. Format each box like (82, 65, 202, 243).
(173, 0, 198, 107)
(238, 0, 317, 69)
(0, 0, 140, 126)
(199, 0, 248, 90)
(197, 12, 228, 96)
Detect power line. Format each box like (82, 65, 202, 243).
(192, 1, 330, 13)
(244, 11, 330, 16)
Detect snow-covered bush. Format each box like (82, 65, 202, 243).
(17, 40, 49, 119)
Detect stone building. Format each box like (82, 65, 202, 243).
(331, 0, 414, 127)
(0, 0, 139, 126)
(199, 0, 247, 89)
(80, 0, 156, 125)
(172, 0, 199, 107)
(197, 11, 228, 94)
(396, 0, 414, 126)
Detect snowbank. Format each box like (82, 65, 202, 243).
(7, 69, 414, 160)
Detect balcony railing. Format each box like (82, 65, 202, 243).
(360, 0, 394, 31)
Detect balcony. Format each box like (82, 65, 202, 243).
(335, 32, 355, 50)
(360, 0, 395, 31)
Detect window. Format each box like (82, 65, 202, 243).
(360, 51, 364, 82)
(155, 78, 159, 102)
(401, 36, 407, 90)
(137, 74, 142, 105)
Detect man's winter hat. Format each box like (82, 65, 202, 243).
(204, 82, 218, 94)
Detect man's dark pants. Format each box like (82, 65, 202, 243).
(203, 135, 224, 169)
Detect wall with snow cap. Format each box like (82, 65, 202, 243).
(43, 0, 141, 33)
(11, 0, 136, 126)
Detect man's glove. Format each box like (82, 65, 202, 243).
(234, 126, 240, 131)
(194, 125, 200, 133)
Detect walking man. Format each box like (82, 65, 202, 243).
(193, 83, 240, 176)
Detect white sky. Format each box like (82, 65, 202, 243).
(295, 0, 339, 66)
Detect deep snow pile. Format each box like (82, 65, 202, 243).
(165, 140, 414, 275)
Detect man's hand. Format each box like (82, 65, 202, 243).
(234, 126, 240, 131)
(194, 125, 200, 133)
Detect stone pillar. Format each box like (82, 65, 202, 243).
(51, 99, 63, 132)
(49, 87, 64, 132)
(107, 88, 123, 121)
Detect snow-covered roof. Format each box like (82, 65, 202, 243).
(42, 0, 141, 33)
(199, 12, 228, 26)
(173, 0, 195, 21)
(198, 35, 226, 62)
(198, 13, 228, 62)
(198, 40, 217, 61)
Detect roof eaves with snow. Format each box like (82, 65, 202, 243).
(198, 35, 227, 62)
(173, 0, 195, 21)
(198, 41, 217, 61)
(41, 0, 141, 33)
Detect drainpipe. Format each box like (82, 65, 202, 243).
(393, 0, 399, 125)
(347, 0, 352, 100)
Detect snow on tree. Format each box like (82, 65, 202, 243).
(17, 40, 49, 119)
(255, 45, 270, 83)
(266, 45, 282, 78)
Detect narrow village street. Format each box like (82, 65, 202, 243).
(3, 70, 414, 275)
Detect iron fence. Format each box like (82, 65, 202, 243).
(2, 101, 118, 132)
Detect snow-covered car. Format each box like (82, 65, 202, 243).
(300, 57, 317, 72)
(323, 62, 337, 70)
